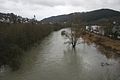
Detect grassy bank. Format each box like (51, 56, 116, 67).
(82, 32, 120, 54)
(0, 23, 62, 70)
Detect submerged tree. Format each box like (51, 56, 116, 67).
(61, 26, 85, 48)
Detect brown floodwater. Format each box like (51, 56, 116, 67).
(0, 28, 120, 80)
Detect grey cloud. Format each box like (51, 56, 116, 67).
(0, 0, 120, 20)
(1, 0, 120, 8)
(68, 0, 120, 9)
(6, 0, 66, 7)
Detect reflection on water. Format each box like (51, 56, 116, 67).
(0, 29, 120, 80)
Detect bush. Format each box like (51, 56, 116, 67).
(0, 23, 55, 70)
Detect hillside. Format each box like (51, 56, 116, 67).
(0, 13, 37, 24)
(41, 9, 120, 25)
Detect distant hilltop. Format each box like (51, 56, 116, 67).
(0, 13, 38, 24)
(1, 9, 120, 25)
(41, 9, 120, 25)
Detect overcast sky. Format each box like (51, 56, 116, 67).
(0, 0, 120, 20)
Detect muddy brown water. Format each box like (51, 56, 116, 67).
(0, 28, 120, 80)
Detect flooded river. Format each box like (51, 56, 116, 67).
(0, 29, 120, 80)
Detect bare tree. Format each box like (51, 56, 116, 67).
(61, 26, 85, 48)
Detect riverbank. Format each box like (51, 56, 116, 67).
(82, 32, 120, 54)
(0, 23, 65, 70)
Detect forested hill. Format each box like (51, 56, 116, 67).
(41, 9, 120, 25)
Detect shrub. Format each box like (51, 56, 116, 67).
(0, 23, 55, 70)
